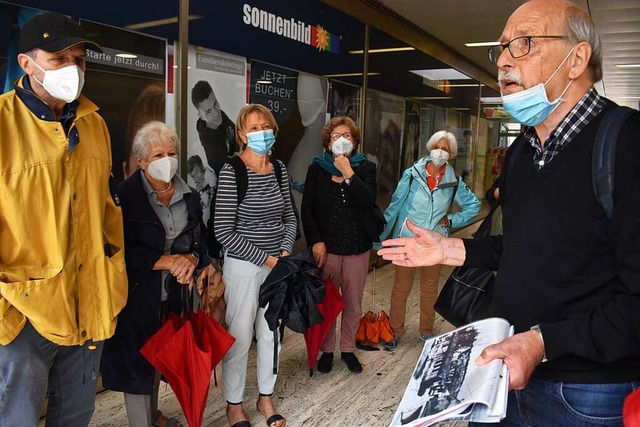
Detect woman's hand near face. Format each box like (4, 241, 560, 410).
(312, 242, 327, 267)
(334, 155, 354, 179)
(170, 254, 197, 285)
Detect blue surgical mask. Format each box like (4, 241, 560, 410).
(246, 129, 275, 155)
(501, 46, 576, 127)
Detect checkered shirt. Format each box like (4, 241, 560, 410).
(523, 88, 606, 169)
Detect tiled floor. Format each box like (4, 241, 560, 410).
(74, 222, 481, 427)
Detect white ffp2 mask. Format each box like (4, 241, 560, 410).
(331, 137, 354, 156)
(29, 58, 84, 103)
(429, 149, 450, 167)
(147, 156, 179, 183)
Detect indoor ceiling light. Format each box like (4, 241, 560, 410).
(115, 53, 137, 59)
(322, 72, 381, 78)
(480, 97, 503, 103)
(348, 47, 415, 54)
(439, 83, 484, 88)
(410, 69, 471, 80)
(410, 96, 453, 100)
(614, 64, 640, 68)
(465, 41, 501, 47)
(125, 15, 202, 30)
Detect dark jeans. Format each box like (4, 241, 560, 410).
(471, 377, 639, 426)
(0, 321, 104, 427)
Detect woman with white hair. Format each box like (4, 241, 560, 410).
(101, 121, 214, 427)
(378, 130, 480, 351)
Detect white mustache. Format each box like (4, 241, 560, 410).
(498, 70, 524, 90)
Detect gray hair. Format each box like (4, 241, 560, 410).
(131, 121, 179, 158)
(564, 5, 603, 82)
(426, 130, 458, 158)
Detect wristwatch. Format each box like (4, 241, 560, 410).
(530, 324, 548, 363)
(344, 176, 352, 185)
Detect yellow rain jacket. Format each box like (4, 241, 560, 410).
(0, 77, 127, 346)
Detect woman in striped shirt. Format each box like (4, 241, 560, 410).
(214, 104, 295, 427)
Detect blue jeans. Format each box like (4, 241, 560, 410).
(0, 322, 104, 427)
(471, 377, 639, 427)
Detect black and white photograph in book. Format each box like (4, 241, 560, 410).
(391, 318, 513, 427)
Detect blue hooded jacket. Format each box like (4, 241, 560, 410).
(379, 156, 481, 240)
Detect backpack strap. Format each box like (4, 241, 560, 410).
(227, 155, 249, 205)
(270, 156, 283, 186)
(592, 106, 635, 219)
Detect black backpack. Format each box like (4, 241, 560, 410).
(207, 156, 301, 259)
(506, 105, 636, 219)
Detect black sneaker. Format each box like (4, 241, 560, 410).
(341, 352, 363, 373)
(317, 352, 333, 373)
(382, 336, 398, 352)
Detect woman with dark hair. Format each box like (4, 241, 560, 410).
(301, 116, 379, 374)
(214, 104, 296, 427)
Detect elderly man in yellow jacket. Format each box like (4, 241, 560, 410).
(0, 12, 127, 427)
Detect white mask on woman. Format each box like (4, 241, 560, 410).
(430, 149, 450, 167)
(147, 156, 178, 183)
(331, 136, 354, 156)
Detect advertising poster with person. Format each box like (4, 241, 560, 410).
(249, 60, 328, 248)
(187, 46, 247, 224)
(330, 80, 360, 125)
(364, 89, 405, 211)
(79, 20, 167, 184)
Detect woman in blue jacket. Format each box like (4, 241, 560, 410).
(380, 131, 480, 351)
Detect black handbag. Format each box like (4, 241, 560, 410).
(434, 208, 497, 327)
(434, 267, 495, 327)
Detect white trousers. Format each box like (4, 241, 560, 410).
(222, 256, 281, 403)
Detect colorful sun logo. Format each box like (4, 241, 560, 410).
(314, 25, 330, 51)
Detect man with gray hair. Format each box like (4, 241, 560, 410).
(0, 12, 127, 426)
(379, 0, 640, 424)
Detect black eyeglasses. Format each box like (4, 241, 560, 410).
(488, 35, 566, 64)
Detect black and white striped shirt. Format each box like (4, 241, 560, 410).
(214, 160, 297, 266)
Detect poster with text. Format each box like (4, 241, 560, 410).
(249, 60, 328, 249)
(187, 46, 247, 224)
(365, 89, 405, 211)
(81, 20, 167, 184)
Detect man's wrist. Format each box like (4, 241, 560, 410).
(530, 324, 548, 363)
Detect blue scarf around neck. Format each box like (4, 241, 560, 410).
(312, 151, 367, 177)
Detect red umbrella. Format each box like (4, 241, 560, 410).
(140, 310, 235, 427)
(624, 387, 640, 427)
(304, 277, 345, 376)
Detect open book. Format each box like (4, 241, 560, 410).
(390, 317, 514, 426)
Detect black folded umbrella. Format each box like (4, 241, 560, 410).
(259, 249, 325, 373)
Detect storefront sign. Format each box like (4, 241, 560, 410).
(86, 47, 163, 75)
(242, 3, 340, 53)
(195, 52, 245, 75)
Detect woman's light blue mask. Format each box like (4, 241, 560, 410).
(246, 129, 275, 155)
(501, 45, 576, 127)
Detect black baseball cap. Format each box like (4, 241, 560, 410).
(18, 12, 102, 54)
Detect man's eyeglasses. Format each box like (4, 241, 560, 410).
(488, 35, 566, 64)
(330, 132, 353, 141)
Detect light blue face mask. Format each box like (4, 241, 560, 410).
(246, 129, 275, 155)
(501, 45, 576, 127)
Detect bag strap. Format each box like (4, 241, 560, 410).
(227, 155, 249, 205)
(592, 106, 635, 219)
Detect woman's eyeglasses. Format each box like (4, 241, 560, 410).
(330, 132, 353, 141)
